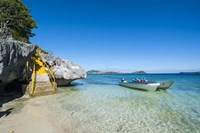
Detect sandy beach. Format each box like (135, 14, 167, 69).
(0, 95, 63, 133)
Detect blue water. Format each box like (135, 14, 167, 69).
(48, 74, 200, 132)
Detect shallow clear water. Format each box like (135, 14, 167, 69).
(47, 74, 200, 133)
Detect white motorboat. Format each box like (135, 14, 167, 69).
(119, 78, 174, 91)
(119, 79, 160, 91)
(157, 80, 174, 90)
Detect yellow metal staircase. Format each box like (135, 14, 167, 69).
(38, 51, 57, 91)
(26, 48, 57, 96)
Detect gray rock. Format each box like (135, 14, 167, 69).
(41, 53, 87, 86)
(0, 39, 86, 92)
(0, 39, 37, 91)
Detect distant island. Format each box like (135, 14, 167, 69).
(132, 71, 146, 74)
(87, 70, 200, 74)
(86, 70, 146, 74)
(86, 70, 123, 74)
(179, 71, 200, 74)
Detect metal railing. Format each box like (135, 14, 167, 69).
(37, 49, 57, 91)
(31, 62, 36, 95)
(28, 48, 57, 95)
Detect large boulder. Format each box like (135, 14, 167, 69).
(0, 39, 37, 91)
(42, 53, 87, 86)
(0, 39, 86, 92)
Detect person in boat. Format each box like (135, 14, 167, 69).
(121, 78, 127, 82)
(132, 78, 139, 82)
(132, 78, 147, 83)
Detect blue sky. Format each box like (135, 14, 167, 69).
(23, 0, 200, 73)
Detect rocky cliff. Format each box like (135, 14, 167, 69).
(42, 53, 86, 86)
(0, 39, 37, 92)
(0, 39, 86, 92)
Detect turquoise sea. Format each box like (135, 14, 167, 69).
(48, 74, 200, 133)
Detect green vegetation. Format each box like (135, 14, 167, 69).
(0, 0, 37, 42)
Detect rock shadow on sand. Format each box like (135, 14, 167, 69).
(0, 81, 27, 117)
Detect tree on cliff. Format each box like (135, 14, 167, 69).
(0, 0, 37, 42)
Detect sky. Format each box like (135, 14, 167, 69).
(22, 0, 200, 73)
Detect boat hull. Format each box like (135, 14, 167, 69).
(119, 82, 160, 91)
(157, 80, 174, 90)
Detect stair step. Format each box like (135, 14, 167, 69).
(26, 81, 57, 96)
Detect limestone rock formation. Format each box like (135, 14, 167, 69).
(0, 39, 37, 91)
(0, 39, 86, 92)
(41, 53, 87, 86)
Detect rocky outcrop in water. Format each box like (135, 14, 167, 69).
(0, 39, 37, 91)
(42, 53, 87, 86)
(0, 39, 86, 92)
